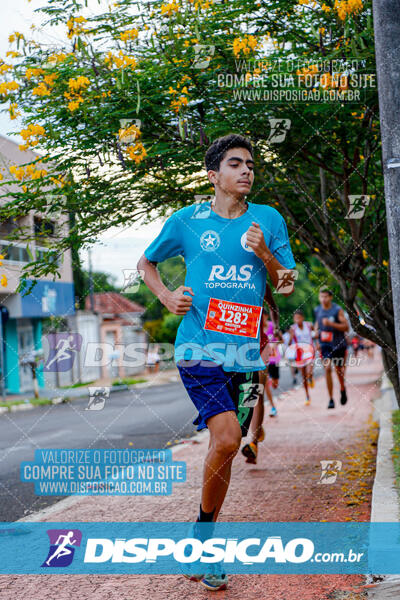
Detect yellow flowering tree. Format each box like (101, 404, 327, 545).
(0, 0, 397, 398)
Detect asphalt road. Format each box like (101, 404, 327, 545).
(0, 365, 322, 521)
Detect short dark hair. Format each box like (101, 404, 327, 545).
(319, 286, 333, 296)
(294, 309, 304, 316)
(205, 134, 253, 171)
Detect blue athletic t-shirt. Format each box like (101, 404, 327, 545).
(144, 201, 296, 372)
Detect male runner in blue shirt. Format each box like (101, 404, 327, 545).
(137, 133, 296, 590)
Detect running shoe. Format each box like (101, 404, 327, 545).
(181, 521, 211, 582)
(305, 397, 311, 406)
(309, 376, 315, 388)
(328, 398, 335, 409)
(340, 389, 348, 405)
(241, 441, 257, 464)
(182, 571, 204, 582)
(200, 564, 228, 591)
(269, 406, 277, 417)
(257, 426, 265, 443)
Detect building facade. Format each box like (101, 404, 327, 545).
(0, 135, 75, 394)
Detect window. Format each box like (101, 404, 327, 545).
(0, 241, 30, 263)
(36, 246, 59, 265)
(34, 217, 55, 240)
(0, 218, 18, 238)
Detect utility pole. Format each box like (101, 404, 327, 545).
(373, 0, 400, 386)
(88, 248, 95, 313)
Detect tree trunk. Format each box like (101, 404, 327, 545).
(373, 0, 400, 402)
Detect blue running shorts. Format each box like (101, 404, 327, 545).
(177, 359, 259, 436)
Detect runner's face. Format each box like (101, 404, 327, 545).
(319, 292, 332, 308)
(208, 147, 254, 198)
(294, 313, 303, 325)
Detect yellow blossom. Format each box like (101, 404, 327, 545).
(68, 97, 84, 112)
(67, 16, 89, 38)
(68, 76, 90, 91)
(0, 62, 12, 74)
(126, 141, 147, 164)
(0, 275, 7, 287)
(120, 28, 139, 42)
(321, 3, 331, 11)
(232, 35, 259, 58)
(9, 165, 25, 180)
(32, 82, 51, 96)
(20, 124, 46, 146)
(8, 32, 24, 44)
(8, 102, 20, 120)
(43, 73, 58, 86)
(25, 67, 44, 80)
(20, 123, 46, 140)
(160, 1, 179, 16)
(171, 95, 188, 113)
(6, 51, 20, 58)
(334, 0, 363, 21)
(105, 51, 136, 69)
(47, 52, 72, 65)
(0, 81, 20, 95)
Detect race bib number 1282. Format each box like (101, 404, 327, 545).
(203, 298, 262, 338)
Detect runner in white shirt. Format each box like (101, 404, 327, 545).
(288, 310, 315, 405)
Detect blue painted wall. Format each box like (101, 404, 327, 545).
(20, 280, 75, 318)
(4, 319, 19, 394)
(33, 319, 44, 388)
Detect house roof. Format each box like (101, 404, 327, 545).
(85, 292, 145, 315)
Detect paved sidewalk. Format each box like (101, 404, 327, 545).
(0, 354, 384, 600)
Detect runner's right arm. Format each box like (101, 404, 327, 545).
(137, 255, 194, 316)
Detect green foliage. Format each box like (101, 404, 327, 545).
(159, 313, 184, 343)
(273, 262, 319, 328)
(143, 318, 163, 342)
(0, 0, 393, 357)
(125, 256, 186, 321)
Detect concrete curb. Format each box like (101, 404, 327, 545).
(367, 374, 400, 599)
(1, 373, 180, 417)
(371, 374, 399, 522)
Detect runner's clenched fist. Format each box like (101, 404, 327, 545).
(163, 286, 194, 315)
(245, 222, 268, 259)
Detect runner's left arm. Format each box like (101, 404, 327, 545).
(264, 282, 280, 333)
(245, 217, 296, 297)
(322, 308, 349, 332)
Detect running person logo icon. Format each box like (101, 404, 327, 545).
(41, 529, 82, 567)
(275, 269, 298, 294)
(44, 333, 82, 372)
(267, 118, 291, 143)
(318, 460, 342, 484)
(238, 382, 265, 408)
(345, 195, 370, 219)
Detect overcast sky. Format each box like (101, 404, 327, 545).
(1, 0, 162, 286)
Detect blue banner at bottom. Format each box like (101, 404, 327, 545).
(0, 522, 398, 574)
